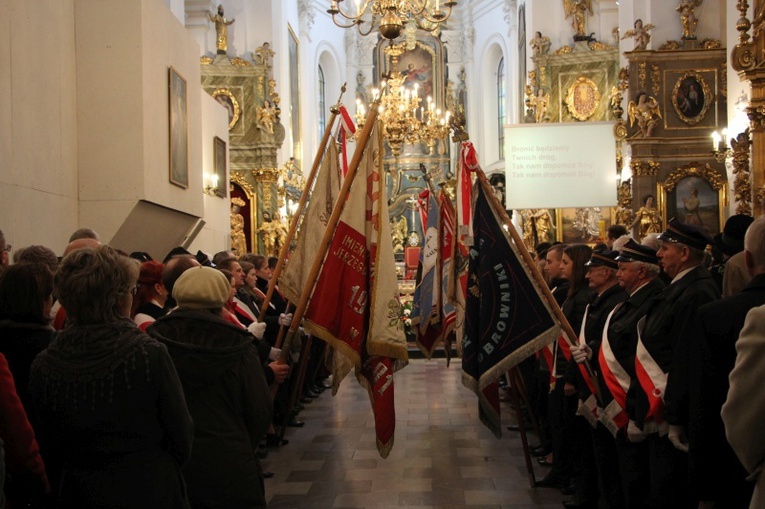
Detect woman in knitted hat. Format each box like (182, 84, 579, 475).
(147, 266, 274, 508)
(130, 260, 169, 331)
(29, 245, 193, 508)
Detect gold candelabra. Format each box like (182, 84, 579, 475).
(354, 43, 450, 157)
(327, 0, 457, 41)
(711, 129, 733, 162)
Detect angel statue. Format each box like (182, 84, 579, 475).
(677, 0, 703, 40)
(628, 91, 662, 138)
(533, 88, 550, 124)
(256, 100, 277, 134)
(563, 0, 593, 40)
(530, 31, 552, 57)
(391, 216, 408, 253)
(621, 19, 655, 51)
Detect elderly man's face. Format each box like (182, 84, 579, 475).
(657, 242, 687, 279)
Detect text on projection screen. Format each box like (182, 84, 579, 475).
(503, 122, 617, 210)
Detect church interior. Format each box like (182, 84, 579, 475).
(3, 0, 760, 259)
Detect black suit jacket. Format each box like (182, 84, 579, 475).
(687, 273, 765, 504)
(641, 264, 720, 427)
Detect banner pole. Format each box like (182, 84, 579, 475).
(273, 97, 381, 365)
(258, 83, 347, 322)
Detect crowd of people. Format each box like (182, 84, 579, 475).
(508, 215, 765, 509)
(0, 228, 330, 508)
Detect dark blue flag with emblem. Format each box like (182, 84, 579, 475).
(461, 182, 561, 438)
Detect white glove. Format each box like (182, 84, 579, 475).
(571, 343, 592, 364)
(268, 347, 281, 361)
(278, 313, 293, 327)
(247, 321, 267, 340)
(668, 424, 689, 453)
(627, 420, 646, 443)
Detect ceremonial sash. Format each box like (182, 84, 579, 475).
(233, 296, 257, 323)
(541, 343, 556, 391)
(635, 316, 667, 434)
(133, 313, 155, 332)
(598, 304, 630, 436)
(51, 300, 67, 331)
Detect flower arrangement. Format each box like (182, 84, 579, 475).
(400, 299, 414, 338)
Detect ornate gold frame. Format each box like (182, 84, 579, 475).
(230, 172, 258, 252)
(670, 71, 713, 126)
(657, 162, 727, 234)
(555, 207, 615, 244)
(565, 76, 601, 122)
(211, 88, 241, 130)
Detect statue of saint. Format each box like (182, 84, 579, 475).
(209, 5, 235, 54)
(615, 181, 634, 227)
(532, 209, 555, 244)
(230, 199, 248, 255)
(621, 19, 655, 51)
(256, 100, 277, 134)
(677, 0, 703, 40)
(533, 89, 550, 124)
(257, 211, 287, 257)
(530, 31, 551, 56)
(631, 194, 662, 240)
(391, 216, 408, 253)
(628, 91, 662, 138)
(564, 0, 593, 39)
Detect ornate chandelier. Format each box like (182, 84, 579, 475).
(354, 43, 450, 157)
(327, 0, 457, 40)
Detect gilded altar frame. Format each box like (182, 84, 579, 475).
(657, 163, 727, 235)
(230, 172, 258, 253)
(565, 76, 601, 121)
(669, 70, 713, 126)
(211, 88, 241, 130)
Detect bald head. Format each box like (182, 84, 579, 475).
(63, 238, 101, 256)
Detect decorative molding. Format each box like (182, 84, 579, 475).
(554, 46, 573, 55)
(298, 0, 315, 41)
(638, 62, 647, 91)
(230, 171, 255, 197)
(503, 0, 518, 34)
(200, 56, 213, 65)
(659, 40, 682, 51)
(731, 129, 753, 215)
(650, 65, 660, 97)
(589, 41, 616, 51)
(565, 76, 601, 121)
(664, 162, 724, 191)
(630, 160, 660, 177)
(231, 57, 251, 67)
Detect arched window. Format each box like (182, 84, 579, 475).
(318, 64, 327, 140)
(497, 57, 506, 160)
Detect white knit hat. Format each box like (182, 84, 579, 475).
(173, 266, 230, 309)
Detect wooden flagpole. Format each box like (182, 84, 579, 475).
(272, 97, 381, 364)
(257, 84, 347, 323)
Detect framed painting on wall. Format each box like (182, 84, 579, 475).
(288, 24, 301, 168)
(658, 163, 727, 236)
(377, 35, 444, 107)
(213, 136, 226, 198)
(556, 207, 611, 245)
(169, 66, 188, 188)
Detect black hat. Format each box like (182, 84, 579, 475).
(714, 214, 754, 257)
(585, 250, 619, 270)
(616, 239, 659, 265)
(657, 218, 713, 251)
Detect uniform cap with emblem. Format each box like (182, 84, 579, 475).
(584, 250, 619, 269)
(657, 217, 712, 251)
(172, 266, 231, 309)
(616, 239, 659, 265)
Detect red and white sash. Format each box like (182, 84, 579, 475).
(598, 304, 630, 436)
(133, 313, 155, 332)
(233, 296, 257, 323)
(575, 305, 599, 428)
(635, 315, 668, 435)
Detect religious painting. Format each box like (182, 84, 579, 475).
(211, 88, 240, 130)
(288, 24, 301, 168)
(230, 174, 258, 254)
(213, 136, 226, 198)
(377, 35, 444, 107)
(565, 76, 601, 121)
(659, 163, 727, 236)
(670, 71, 713, 126)
(169, 66, 188, 188)
(556, 207, 611, 245)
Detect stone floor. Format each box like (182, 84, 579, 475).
(262, 358, 565, 508)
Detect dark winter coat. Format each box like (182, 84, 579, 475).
(148, 308, 273, 509)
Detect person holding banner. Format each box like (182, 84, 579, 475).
(567, 250, 627, 509)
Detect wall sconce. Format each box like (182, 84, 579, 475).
(711, 128, 732, 163)
(204, 173, 220, 196)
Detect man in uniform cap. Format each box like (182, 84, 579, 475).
(565, 250, 627, 508)
(594, 239, 665, 508)
(633, 218, 719, 507)
(715, 214, 755, 297)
